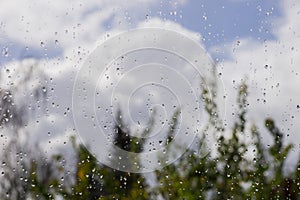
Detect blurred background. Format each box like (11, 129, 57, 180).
(0, 0, 300, 199)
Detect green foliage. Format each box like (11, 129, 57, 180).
(153, 77, 300, 200)
(52, 112, 150, 200)
(1, 68, 300, 199)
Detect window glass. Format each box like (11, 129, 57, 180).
(0, 0, 299, 199)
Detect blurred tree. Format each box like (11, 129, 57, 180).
(0, 65, 57, 200)
(55, 110, 150, 200)
(153, 74, 300, 200)
(1, 63, 300, 200)
(213, 82, 249, 200)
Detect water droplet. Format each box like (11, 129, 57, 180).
(2, 47, 8, 57)
(264, 64, 268, 69)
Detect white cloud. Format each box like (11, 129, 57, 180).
(0, 0, 160, 50)
(137, 17, 202, 42)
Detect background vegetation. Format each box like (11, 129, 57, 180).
(0, 68, 299, 200)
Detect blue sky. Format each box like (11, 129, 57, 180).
(0, 0, 282, 63)
(156, 0, 282, 48)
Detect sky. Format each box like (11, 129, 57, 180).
(0, 0, 282, 62)
(0, 0, 300, 171)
